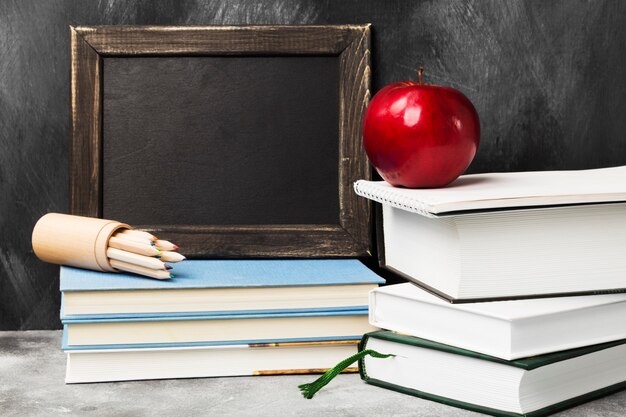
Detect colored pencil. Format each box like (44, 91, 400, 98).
(106, 247, 168, 270)
(112, 231, 155, 246)
(155, 239, 178, 251)
(108, 236, 161, 257)
(158, 251, 186, 263)
(109, 259, 173, 280)
(118, 229, 157, 241)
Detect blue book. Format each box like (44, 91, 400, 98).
(62, 308, 376, 350)
(61, 259, 384, 319)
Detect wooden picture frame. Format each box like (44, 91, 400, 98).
(69, 25, 372, 258)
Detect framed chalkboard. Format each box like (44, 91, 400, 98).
(69, 25, 372, 258)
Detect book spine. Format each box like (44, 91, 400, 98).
(357, 333, 370, 381)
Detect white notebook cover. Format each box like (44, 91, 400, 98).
(354, 165, 626, 216)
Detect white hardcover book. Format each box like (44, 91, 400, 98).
(369, 283, 626, 360)
(354, 166, 626, 301)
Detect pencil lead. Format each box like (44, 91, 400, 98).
(164, 264, 173, 270)
(150, 241, 155, 246)
(172, 244, 179, 250)
(169, 273, 174, 279)
(155, 255, 161, 259)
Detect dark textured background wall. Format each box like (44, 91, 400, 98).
(1, 0, 625, 330)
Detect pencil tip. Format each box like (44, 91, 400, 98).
(155, 255, 161, 259)
(165, 264, 173, 270)
(169, 273, 174, 279)
(173, 245, 179, 250)
(150, 241, 155, 246)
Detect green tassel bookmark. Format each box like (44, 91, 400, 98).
(298, 349, 394, 399)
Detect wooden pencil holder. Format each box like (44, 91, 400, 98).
(32, 213, 130, 272)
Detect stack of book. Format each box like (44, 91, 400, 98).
(354, 166, 626, 416)
(60, 259, 383, 383)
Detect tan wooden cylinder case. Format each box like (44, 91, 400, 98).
(32, 213, 130, 272)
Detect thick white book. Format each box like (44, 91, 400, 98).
(369, 283, 626, 360)
(361, 331, 626, 417)
(354, 166, 626, 301)
(65, 340, 359, 383)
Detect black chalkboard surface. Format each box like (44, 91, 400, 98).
(70, 25, 372, 258)
(102, 56, 340, 226)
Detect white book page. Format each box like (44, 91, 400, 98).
(354, 165, 626, 214)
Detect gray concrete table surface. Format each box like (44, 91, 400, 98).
(1, 331, 624, 417)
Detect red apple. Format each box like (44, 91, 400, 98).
(363, 68, 480, 188)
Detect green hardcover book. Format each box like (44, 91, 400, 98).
(358, 331, 626, 417)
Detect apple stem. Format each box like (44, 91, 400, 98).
(417, 65, 424, 84)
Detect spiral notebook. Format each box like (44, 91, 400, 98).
(354, 165, 626, 217)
